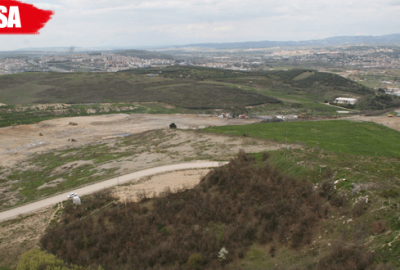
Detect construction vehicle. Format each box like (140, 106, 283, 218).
(388, 114, 394, 117)
(299, 113, 307, 118)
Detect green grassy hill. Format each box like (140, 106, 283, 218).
(0, 67, 372, 109)
(0, 69, 277, 108)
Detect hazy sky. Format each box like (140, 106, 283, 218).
(1, 0, 400, 50)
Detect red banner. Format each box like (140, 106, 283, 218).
(0, 0, 54, 34)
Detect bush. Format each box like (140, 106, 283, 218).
(16, 249, 98, 270)
(380, 189, 399, 198)
(17, 249, 65, 270)
(372, 221, 386, 235)
(187, 253, 204, 267)
(352, 201, 367, 217)
(316, 241, 375, 270)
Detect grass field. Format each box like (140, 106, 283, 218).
(251, 148, 400, 185)
(204, 120, 400, 157)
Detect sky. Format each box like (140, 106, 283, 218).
(1, 0, 400, 50)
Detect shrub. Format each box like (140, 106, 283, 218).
(16, 249, 99, 270)
(372, 221, 386, 235)
(380, 189, 399, 198)
(316, 241, 375, 270)
(352, 201, 367, 217)
(187, 253, 204, 267)
(269, 243, 276, 257)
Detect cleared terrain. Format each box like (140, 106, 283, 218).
(0, 113, 258, 167)
(0, 113, 286, 211)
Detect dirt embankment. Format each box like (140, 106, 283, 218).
(112, 169, 211, 202)
(0, 207, 54, 268)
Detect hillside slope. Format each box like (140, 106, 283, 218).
(0, 67, 372, 109)
(38, 152, 397, 270)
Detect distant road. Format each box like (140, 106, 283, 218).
(0, 161, 227, 222)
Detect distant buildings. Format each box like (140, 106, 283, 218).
(384, 88, 400, 96)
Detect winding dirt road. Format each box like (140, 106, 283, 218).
(0, 161, 227, 222)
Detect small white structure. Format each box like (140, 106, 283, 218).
(67, 192, 77, 199)
(334, 98, 358, 105)
(67, 192, 81, 205)
(72, 196, 81, 205)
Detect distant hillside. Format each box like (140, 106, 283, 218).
(0, 67, 279, 109)
(269, 69, 373, 96)
(0, 67, 375, 116)
(170, 33, 400, 49)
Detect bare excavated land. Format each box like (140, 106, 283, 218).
(0, 113, 259, 167)
(0, 113, 288, 211)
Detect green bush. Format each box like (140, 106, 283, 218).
(187, 253, 204, 267)
(16, 249, 103, 270)
(17, 249, 74, 270)
(380, 189, 399, 198)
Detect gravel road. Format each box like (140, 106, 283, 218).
(0, 161, 227, 222)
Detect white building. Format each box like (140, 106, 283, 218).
(334, 98, 358, 105)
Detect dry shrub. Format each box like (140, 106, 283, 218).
(317, 240, 375, 270)
(136, 189, 149, 202)
(352, 201, 367, 217)
(41, 152, 328, 270)
(374, 263, 396, 270)
(318, 179, 348, 208)
(261, 152, 270, 161)
(269, 243, 276, 257)
(371, 221, 386, 235)
(319, 179, 335, 200)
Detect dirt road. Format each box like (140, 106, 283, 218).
(0, 161, 227, 222)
